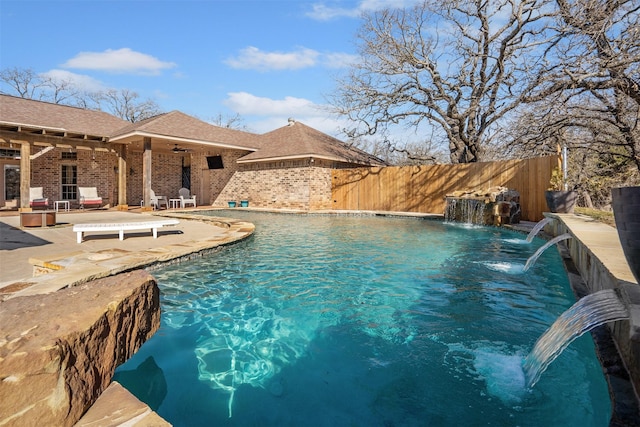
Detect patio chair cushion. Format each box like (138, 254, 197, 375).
(78, 187, 103, 207)
(79, 187, 99, 199)
(30, 199, 49, 207)
(29, 187, 49, 208)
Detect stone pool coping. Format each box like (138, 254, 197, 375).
(544, 213, 640, 425)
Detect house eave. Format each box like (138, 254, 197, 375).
(110, 130, 258, 151)
(0, 121, 109, 143)
(236, 153, 377, 165)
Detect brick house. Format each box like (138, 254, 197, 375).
(0, 95, 385, 210)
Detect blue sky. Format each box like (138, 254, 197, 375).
(0, 0, 421, 137)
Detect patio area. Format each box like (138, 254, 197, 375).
(0, 207, 255, 297)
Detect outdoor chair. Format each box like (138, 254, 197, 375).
(179, 188, 196, 208)
(29, 187, 49, 209)
(150, 189, 168, 210)
(78, 187, 103, 209)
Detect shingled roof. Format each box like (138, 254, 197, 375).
(239, 119, 386, 166)
(110, 110, 262, 150)
(0, 94, 128, 138)
(0, 95, 385, 166)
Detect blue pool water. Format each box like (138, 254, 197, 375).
(114, 212, 610, 426)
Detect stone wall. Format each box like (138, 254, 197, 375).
(0, 270, 161, 426)
(444, 187, 521, 225)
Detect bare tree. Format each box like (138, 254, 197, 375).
(94, 88, 162, 123)
(348, 135, 446, 165)
(71, 90, 103, 111)
(1, 67, 163, 122)
(331, 0, 556, 163)
(39, 73, 81, 105)
(1, 67, 48, 100)
(209, 112, 248, 130)
(524, 0, 640, 172)
(0, 67, 83, 105)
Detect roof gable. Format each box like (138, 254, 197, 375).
(110, 110, 261, 150)
(239, 120, 386, 166)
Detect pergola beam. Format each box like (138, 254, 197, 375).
(19, 141, 30, 210)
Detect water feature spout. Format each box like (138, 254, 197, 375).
(525, 217, 555, 243)
(523, 233, 572, 272)
(523, 289, 629, 388)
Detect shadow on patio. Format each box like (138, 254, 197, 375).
(0, 222, 51, 250)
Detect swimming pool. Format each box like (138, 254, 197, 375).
(114, 211, 610, 426)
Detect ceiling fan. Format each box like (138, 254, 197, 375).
(171, 144, 190, 153)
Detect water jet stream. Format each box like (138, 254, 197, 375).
(523, 233, 572, 272)
(525, 217, 555, 243)
(523, 289, 629, 388)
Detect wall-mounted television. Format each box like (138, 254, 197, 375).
(206, 155, 224, 169)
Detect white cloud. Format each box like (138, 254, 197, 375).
(223, 91, 350, 135)
(62, 48, 176, 75)
(323, 52, 359, 68)
(225, 47, 356, 71)
(307, 0, 423, 20)
(307, 4, 360, 20)
(39, 69, 105, 92)
(224, 46, 320, 71)
(224, 92, 320, 116)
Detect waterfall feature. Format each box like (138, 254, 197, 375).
(523, 233, 572, 272)
(525, 217, 555, 243)
(523, 289, 629, 388)
(444, 187, 521, 226)
(445, 198, 486, 224)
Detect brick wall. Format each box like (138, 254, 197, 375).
(212, 158, 333, 210)
(18, 146, 339, 211)
(127, 150, 183, 205)
(30, 147, 117, 208)
(191, 149, 249, 205)
(309, 163, 333, 210)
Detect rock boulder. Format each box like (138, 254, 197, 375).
(0, 270, 161, 426)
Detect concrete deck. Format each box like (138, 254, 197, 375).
(0, 208, 254, 299)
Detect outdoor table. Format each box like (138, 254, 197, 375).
(170, 198, 181, 209)
(54, 200, 70, 212)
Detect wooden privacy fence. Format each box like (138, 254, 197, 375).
(331, 155, 559, 222)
